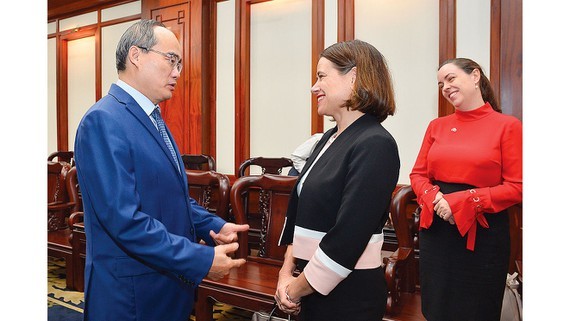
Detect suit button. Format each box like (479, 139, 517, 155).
(190, 227, 195, 235)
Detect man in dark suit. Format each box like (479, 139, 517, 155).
(74, 19, 248, 321)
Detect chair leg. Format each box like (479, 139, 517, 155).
(194, 289, 214, 321)
(64, 254, 74, 290)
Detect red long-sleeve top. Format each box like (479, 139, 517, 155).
(410, 103, 522, 251)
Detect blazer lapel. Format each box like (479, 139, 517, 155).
(109, 85, 184, 181)
(298, 128, 337, 178)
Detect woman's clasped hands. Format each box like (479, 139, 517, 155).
(433, 191, 455, 225)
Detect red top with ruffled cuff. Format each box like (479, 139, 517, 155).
(410, 103, 522, 251)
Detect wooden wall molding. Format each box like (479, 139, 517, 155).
(143, 0, 216, 155)
(234, 0, 251, 175)
(337, 0, 354, 42)
(48, 0, 136, 21)
(438, 0, 456, 117)
(312, 0, 325, 134)
(494, 0, 522, 120)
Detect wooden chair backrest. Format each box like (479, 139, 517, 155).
(237, 157, 294, 177)
(48, 161, 73, 231)
(48, 151, 74, 167)
(181, 154, 216, 171)
(48, 161, 71, 204)
(65, 166, 83, 213)
(230, 174, 297, 265)
(185, 170, 230, 220)
(389, 185, 420, 292)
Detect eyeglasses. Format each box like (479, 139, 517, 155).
(137, 46, 183, 73)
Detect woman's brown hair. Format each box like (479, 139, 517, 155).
(320, 39, 396, 123)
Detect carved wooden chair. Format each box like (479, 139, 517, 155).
(47, 161, 78, 289)
(181, 154, 216, 171)
(237, 157, 294, 177)
(194, 174, 298, 321)
(48, 150, 75, 167)
(68, 211, 86, 291)
(186, 169, 230, 221)
(47, 161, 74, 231)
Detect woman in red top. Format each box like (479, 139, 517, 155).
(410, 58, 522, 321)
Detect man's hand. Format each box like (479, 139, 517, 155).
(206, 242, 246, 281)
(209, 223, 250, 245)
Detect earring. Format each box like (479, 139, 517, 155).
(475, 85, 479, 89)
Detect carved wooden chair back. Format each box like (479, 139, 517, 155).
(181, 154, 216, 171)
(388, 185, 420, 293)
(47, 161, 73, 231)
(65, 166, 83, 214)
(185, 170, 230, 220)
(230, 174, 298, 265)
(237, 157, 294, 177)
(48, 151, 75, 167)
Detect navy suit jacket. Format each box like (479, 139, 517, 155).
(74, 84, 225, 320)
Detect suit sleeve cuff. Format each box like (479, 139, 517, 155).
(304, 247, 350, 295)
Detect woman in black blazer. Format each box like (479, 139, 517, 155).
(275, 39, 400, 321)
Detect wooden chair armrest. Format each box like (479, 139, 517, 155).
(385, 248, 412, 290)
(389, 247, 412, 262)
(69, 211, 84, 228)
(384, 247, 414, 316)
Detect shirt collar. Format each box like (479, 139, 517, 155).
(116, 79, 157, 116)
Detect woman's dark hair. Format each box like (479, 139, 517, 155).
(116, 19, 165, 72)
(439, 58, 501, 112)
(320, 39, 396, 123)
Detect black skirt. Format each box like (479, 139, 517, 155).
(419, 181, 510, 321)
(295, 259, 387, 321)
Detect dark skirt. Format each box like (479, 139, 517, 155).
(419, 181, 510, 321)
(296, 259, 387, 321)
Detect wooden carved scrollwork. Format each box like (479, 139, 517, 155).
(258, 188, 270, 257)
(202, 186, 213, 211)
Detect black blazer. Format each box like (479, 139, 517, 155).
(280, 113, 400, 271)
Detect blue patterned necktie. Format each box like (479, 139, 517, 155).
(151, 107, 181, 174)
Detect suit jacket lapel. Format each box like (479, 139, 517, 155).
(109, 85, 185, 182)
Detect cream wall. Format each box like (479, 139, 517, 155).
(216, 1, 236, 174)
(67, 36, 96, 149)
(249, 0, 313, 175)
(457, 0, 491, 77)
(101, 20, 141, 93)
(355, 0, 440, 184)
